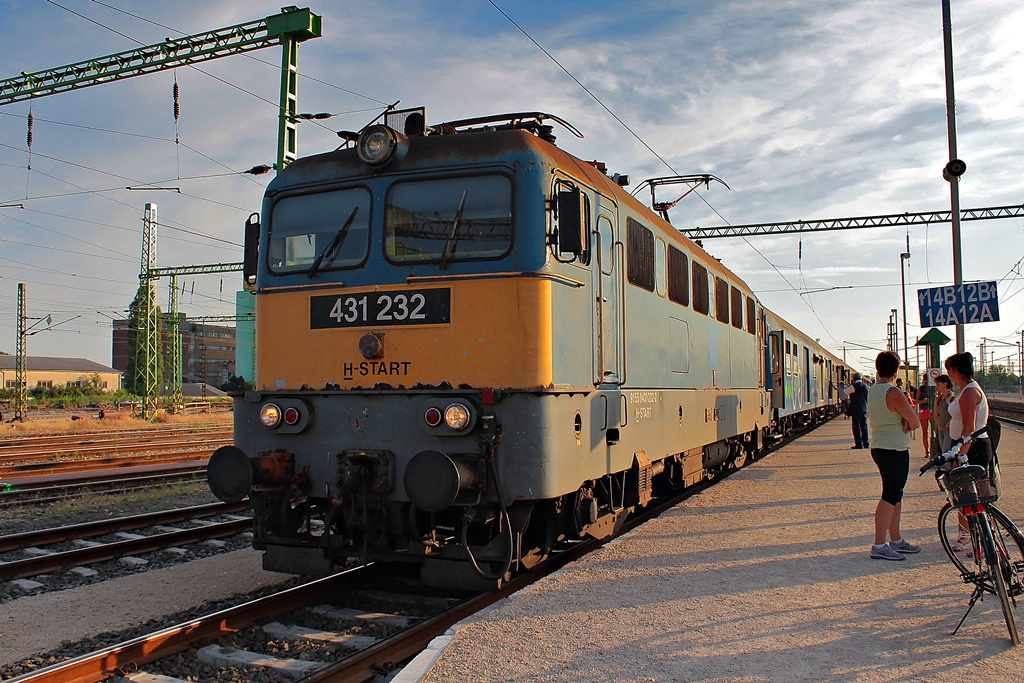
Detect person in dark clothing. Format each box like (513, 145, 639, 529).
(844, 373, 870, 448)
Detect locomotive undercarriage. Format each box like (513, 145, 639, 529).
(244, 429, 764, 589)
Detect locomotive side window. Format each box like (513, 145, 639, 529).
(598, 216, 614, 275)
(692, 261, 710, 314)
(268, 187, 371, 274)
(714, 277, 729, 323)
(746, 296, 756, 335)
(668, 246, 689, 306)
(730, 287, 743, 330)
(654, 238, 667, 297)
(385, 175, 512, 264)
(626, 218, 655, 292)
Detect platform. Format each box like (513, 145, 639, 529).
(405, 417, 1024, 682)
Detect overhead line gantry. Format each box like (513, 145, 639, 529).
(681, 203, 1024, 239)
(0, 6, 321, 171)
(2, 8, 321, 417)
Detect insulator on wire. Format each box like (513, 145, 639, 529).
(27, 111, 34, 149)
(173, 81, 180, 121)
(298, 112, 332, 120)
(244, 164, 272, 175)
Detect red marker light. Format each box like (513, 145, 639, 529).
(424, 407, 442, 427)
(283, 407, 300, 425)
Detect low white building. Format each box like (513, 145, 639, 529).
(0, 356, 122, 392)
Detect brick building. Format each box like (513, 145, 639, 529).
(111, 315, 237, 388)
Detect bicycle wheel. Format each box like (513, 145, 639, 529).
(979, 513, 1021, 645)
(939, 503, 1024, 594)
(988, 506, 1024, 600)
(938, 503, 981, 582)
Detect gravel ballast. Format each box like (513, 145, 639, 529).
(416, 418, 1024, 682)
(0, 549, 291, 670)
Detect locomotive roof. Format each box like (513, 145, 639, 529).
(274, 122, 752, 293)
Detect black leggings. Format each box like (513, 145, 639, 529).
(966, 437, 993, 469)
(870, 448, 910, 505)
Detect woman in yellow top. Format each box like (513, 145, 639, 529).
(867, 351, 921, 561)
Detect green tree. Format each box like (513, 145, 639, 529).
(978, 364, 1019, 392)
(220, 374, 254, 393)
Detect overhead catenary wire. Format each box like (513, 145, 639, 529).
(0, 161, 245, 248)
(25, 107, 34, 199)
(0, 109, 268, 186)
(486, 0, 841, 349)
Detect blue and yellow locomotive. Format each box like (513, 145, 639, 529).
(207, 110, 849, 587)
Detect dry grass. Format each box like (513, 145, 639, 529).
(0, 410, 232, 439)
(0, 481, 218, 535)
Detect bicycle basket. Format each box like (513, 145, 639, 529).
(938, 464, 998, 507)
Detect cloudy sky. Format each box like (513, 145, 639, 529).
(1, 0, 1022, 376)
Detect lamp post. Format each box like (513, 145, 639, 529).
(900, 249, 911, 386)
(942, 0, 966, 353)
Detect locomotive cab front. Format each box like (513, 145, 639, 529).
(209, 112, 610, 588)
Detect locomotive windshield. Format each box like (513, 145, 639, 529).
(267, 187, 371, 273)
(385, 174, 513, 264)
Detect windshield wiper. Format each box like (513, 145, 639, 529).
(307, 206, 359, 279)
(439, 190, 468, 270)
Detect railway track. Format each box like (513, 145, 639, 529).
(2, 415, 836, 683)
(0, 427, 231, 506)
(0, 501, 252, 583)
(989, 397, 1024, 427)
(0, 426, 231, 458)
(0, 462, 209, 507)
(0, 446, 228, 479)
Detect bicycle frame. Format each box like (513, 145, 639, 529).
(924, 430, 1021, 645)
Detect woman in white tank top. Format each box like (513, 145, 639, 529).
(944, 352, 994, 552)
(945, 353, 989, 447)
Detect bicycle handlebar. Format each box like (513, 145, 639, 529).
(919, 425, 989, 475)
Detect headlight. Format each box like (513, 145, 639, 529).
(356, 125, 408, 166)
(444, 403, 470, 431)
(260, 403, 282, 428)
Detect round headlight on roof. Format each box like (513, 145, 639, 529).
(357, 125, 408, 167)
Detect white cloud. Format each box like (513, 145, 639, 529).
(0, 0, 1021, 369)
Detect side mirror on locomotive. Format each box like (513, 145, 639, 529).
(557, 187, 585, 255)
(242, 213, 260, 291)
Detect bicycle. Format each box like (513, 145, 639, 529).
(920, 428, 1023, 645)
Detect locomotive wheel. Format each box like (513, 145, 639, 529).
(519, 542, 548, 570)
(518, 503, 558, 569)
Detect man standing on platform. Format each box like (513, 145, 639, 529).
(845, 373, 870, 449)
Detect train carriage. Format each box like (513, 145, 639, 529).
(207, 110, 847, 588)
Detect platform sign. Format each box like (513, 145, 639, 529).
(918, 282, 999, 327)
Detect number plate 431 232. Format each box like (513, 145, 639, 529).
(310, 288, 451, 329)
